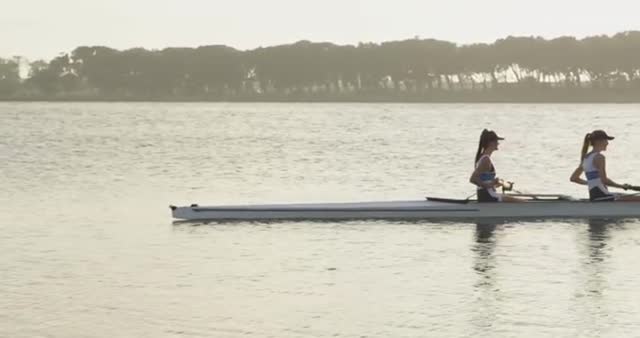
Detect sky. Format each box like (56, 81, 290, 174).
(1, 0, 639, 60)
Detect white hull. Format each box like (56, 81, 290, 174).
(170, 199, 640, 221)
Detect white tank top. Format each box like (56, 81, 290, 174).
(476, 155, 496, 192)
(582, 151, 609, 193)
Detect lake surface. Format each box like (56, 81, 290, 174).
(2, 102, 640, 338)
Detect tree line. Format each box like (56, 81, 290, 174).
(2, 31, 640, 102)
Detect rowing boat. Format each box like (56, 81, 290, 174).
(169, 195, 640, 221)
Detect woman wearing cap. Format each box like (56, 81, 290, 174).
(570, 130, 640, 201)
(469, 129, 524, 203)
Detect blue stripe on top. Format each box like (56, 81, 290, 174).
(480, 172, 496, 181)
(586, 171, 600, 180)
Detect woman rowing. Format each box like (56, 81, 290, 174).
(570, 130, 640, 201)
(469, 129, 524, 203)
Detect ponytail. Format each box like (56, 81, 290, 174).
(475, 129, 489, 165)
(580, 133, 591, 162)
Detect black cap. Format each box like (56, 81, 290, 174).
(484, 130, 505, 141)
(590, 130, 614, 141)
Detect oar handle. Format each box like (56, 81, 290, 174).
(501, 180, 515, 193)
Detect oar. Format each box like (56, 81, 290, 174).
(623, 185, 640, 192)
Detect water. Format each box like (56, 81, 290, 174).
(2, 102, 640, 338)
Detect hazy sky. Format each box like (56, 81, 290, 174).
(1, 0, 639, 60)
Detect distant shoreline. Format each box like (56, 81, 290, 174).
(3, 91, 640, 104)
(2, 32, 640, 106)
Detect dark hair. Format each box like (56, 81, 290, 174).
(580, 133, 591, 162)
(475, 129, 489, 165)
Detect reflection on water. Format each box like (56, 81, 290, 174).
(573, 220, 616, 338)
(581, 219, 622, 297)
(470, 222, 500, 334)
(587, 219, 612, 264)
(473, 223, 498, 277)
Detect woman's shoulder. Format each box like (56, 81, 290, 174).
(594, 153, 606, 162)
(476, 155, 493, 166)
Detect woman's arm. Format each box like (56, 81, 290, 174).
(570, 166, 586, 185)
(594, 154, 626, 189)
(469, 157, 499, 189)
